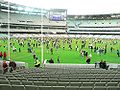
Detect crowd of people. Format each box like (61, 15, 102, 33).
(0, 37, 119, 68)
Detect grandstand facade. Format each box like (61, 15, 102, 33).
(0, 0, 67, 34)
(0, 0, 120, 35)
(68, 15, 120, 35)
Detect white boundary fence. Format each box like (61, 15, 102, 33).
(44, 63, 120, 69)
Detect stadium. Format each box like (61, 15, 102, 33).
(0, 0, 120, 90)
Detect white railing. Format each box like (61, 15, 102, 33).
(44, 63, 120, 69)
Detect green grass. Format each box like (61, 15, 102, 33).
(0, 38, 120, 68)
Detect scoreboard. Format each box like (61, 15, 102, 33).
(49, 9, 67, 21)
(50, 15, 65, 21)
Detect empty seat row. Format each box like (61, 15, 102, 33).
(0, 80, 120, 87)
(3, 75, 120, 82)
(0, 84, 120, 90)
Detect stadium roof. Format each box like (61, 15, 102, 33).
(4, 0, 120, 15)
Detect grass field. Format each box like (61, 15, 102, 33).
(0, 37, 120, 67)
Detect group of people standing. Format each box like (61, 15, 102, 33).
(95, 60, 109, 70)
(0, 51, 7, 60)
(0, 37, 120, 67)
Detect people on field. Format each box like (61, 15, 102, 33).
(94, 46, 97, 52)
(104, 45, 107, 54)
(18, 47, 21, 52)
(50, 48, 53, 55)
(57, 56, 60, 63)
(110, 47, 113, 52)
(32, 51, 36, 60)
(80, 50, 84, 57)
(104, 48, 107, 54)
(34, 57, 40, 68)
(117, 50, 120, 57)
(43, 59, 47, 64)
(28, 47, 32, 53)
(46, 43, 49, 53)
(49, 58, 54, 63)
(12, 46, 17, 52)
(0, 37, 120, 67)
(76, 45, 79, 51)
(63, 45, 65, 50)
(86, 57, 91, 64)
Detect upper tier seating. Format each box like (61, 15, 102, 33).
(0, 11, 66, 26)
(68, 19, 120, 27)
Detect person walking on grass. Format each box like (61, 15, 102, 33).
(57, 56, 60, 63)
(117, 50, 120, 57)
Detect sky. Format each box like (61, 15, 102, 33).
(5, 0, 120, 15)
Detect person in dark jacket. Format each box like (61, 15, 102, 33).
(99, 60, 103, 68)
(34, 57, 40, 68)
(86, 57, 91, 64)
(117, 50, 120, 57)
(9, 60, 16, 73)
(3, 60, 8, 74)
(49, 58, 54, 63)
(102, 61, 109, 70)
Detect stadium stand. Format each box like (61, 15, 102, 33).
(67, 15, 120, 35)
(0, 0, 120, 90)
(1, 0, 120, 35)
(0, 0, 67, 34)
(0, 67, 120, 90)
(0, 11, 66, 26)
